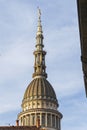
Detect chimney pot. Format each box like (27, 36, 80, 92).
(16, 120, 19, 126)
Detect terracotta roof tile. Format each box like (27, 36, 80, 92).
(0, 126, 40, 130)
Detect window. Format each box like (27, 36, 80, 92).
(56, 116, 58, 128)
(32, 114, 35, 125)
(47, 114, 51, 127)
(28, 115, 30, 125)
(52, 115, 55, 127)
(42, 113, 45, 126)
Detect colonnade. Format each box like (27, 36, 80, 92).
(19, 112, 60, 130)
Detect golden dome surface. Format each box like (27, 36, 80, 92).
(22, 77, 58, 106)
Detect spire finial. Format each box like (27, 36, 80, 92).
(36, 7, 43, 37)
(38, 7, 41, 20)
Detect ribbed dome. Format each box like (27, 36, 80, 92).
(22, 77, 58, 105)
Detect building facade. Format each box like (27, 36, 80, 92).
(17, 9, 62, 130)
(77, 0, 87, 97)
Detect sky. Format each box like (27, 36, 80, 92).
(0, 0, 87, 130)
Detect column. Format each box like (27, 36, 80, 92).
(40, 113, 42, 126)
(30, 114, 31, 126)
(51, 114, 52, 127)
(46, 113, 47, 127)
(25, 116, 27, 126)
(35, 113, 36, 126)
(27, 115, 29, 126)
(27, 114, 29, 126)
(59, 118, 61, 130)
(22, 116, 24, 126)
(55, 115, 56, 128)
(21, 117, 23, 126)
(20, 117, 22, 126)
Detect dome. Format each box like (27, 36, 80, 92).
(22, 77, 58, 106)
(18, 9, 63, 129)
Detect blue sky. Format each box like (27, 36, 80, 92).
(0, 0, 87, 130)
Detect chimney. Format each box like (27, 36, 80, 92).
(36, 118, 40, 128)
(16, 120, 19, 126)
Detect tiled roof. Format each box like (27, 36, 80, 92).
(0, 126, 40, 130)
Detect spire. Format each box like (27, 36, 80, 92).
(36, 8, 42, 36)
(32, 8, 47, 78)
(36, 8, 43, 48)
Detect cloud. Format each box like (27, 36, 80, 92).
(43, 25, 82, 98)
(0, 0, 87, 130)
(45, 25, 80, 61)
(0, 0, 35, 115)
(0, 0, 81, 109)
(61, 97, 87, 130)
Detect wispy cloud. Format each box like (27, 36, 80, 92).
(61, 97, 87, 130)
(0, 0, 87, 129)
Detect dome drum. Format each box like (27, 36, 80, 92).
(18, 108, 62, 130)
